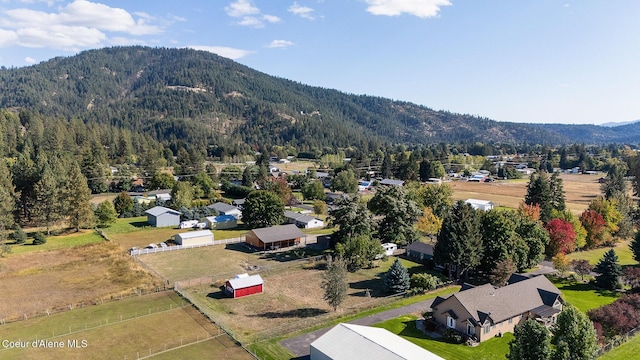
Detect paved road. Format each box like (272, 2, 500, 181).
(280, 298, 437, 358)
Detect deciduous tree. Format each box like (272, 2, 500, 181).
(328, 195, 373, 243)
(551, 305, 599, 360)
(241, 190, 284, 228)
(368, 186, 421, 245)
(95, 200, 117, 228)
(335, 234, 382, 272)
(570, 259, 593, 281)
(545, 219, 577, 257)
(321, 256, 349, 311)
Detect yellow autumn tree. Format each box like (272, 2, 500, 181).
(416, 207, 442, 239)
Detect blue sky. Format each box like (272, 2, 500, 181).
(0, 0, 639, 125)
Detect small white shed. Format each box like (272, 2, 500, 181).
(465, 199, 494, 211)
(381, 243, 398, 256)
(174, 230, 214, 246)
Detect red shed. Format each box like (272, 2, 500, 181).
(225, 274, 264, 298)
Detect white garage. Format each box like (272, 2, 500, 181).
(174, 230, 214, 246)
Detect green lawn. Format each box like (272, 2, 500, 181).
(566, 239, 635, 266)
(374, 315, 513, 360)
(551, 277, 619, 313)
(599, 332, 640, 360)
(7, 230, 104, 255)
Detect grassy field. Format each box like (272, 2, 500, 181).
(7, 230, 104, 255)
(374, 315, 513, 360)
(450, 173, 604, 215)
(0, 242, 163, 322)
(551, 277, 619, 313)
(566, 239, 635, 266)
(599, 332, 640, 360)
(0, 291, 253, 360)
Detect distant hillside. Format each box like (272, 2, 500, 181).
(600, 119, 640, 127)
(0, 46, 636, 149)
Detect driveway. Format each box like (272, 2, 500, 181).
(280, 298, 436, 358)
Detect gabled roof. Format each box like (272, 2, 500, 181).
(465, 199, 493, 206)
(405, 242, 434, 256)
(284, 210, 304, 219)
(432, 275, 562, 324)
(311, 323, 444, 360)
(249, 224, 306, 244)
(145, 206, 181, 217)
(175, 230, 213, 239)
(227, 274, 263, 289)
(380, 179, 405, 186)
(207, 202, 240, 213)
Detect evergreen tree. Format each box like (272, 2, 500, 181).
(381, 152, 392, 179)
(594, 249, 622, 290)
(525, 172, 554, 223)
(507, 319, 552, 360)
(434, 200, 483, 280)
(32, 161, 62, 235)
(241, 190, 284, 228)
(384, 258, 411, 294)
(0, 160, 16, 233)
(65, 162, 95, 231)
(551, 305, 599, 360)
(321, 256, 349, 311)
(601, 162, 628, 200)
(242, 165, 257, 187)
(631, 230, 640, 264)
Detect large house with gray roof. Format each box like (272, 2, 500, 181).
(430, 274, 563, 342)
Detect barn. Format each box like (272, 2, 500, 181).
(225, 274, 264, 298)
(174, 230, 214, 246)
(145, 206, 181, 227)
(245, 224, 307, 251)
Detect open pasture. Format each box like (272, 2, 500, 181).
(450, 173, 604, 215)
(0, 291, 253, 360)
(0, 242, 163, 323)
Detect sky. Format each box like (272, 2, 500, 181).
(0, 0, 639, 125)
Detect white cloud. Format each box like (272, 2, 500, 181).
(225, 0, 280, 28)
(0, 0, 165, 51)
(224, 0, 260, 17)
(24, 56, 36, 64)
(364, 0, 451, 18)
(288, 2, 315, 20)
(187, 45, 251, 60)
(266, 40, 294, 48)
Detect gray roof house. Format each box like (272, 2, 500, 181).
(145, 206, 181, 227)
(430, 274, 563, 342)
(379, 179, 405, 187)
(284, 211, 325, 229)
(207, 202, 243, 219)
(310, 323, 444, 360)
(405, 242, 434, 261)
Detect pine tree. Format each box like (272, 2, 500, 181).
(368, 185, 421, 245)
(551, 305, 599, 360)
(594, 249, 622, 290)
(631, 230, 640, 264)
(525, 172, 553, 222)
(65, 162, 95, 231)
(507, 319, 552, 360)
(321, 256, 349, 311)
(32, 162, 62, 235)
(0, 160, 16, 233)
(384, 258, 410, 294)
(328, 195, 373, 243)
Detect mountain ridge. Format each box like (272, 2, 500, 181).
(0, 46, 637, 149)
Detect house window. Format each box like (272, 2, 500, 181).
(484, 324, 490, 334)
(467, 324, 475, 335)
(447, 316, 456, 329)
(509, 317, 513, 324)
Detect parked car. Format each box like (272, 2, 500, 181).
(145, 243, 158, 249)
(158, 242, 167, 248)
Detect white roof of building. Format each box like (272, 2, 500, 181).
(228, 274, 264, 289)
(311, 323, 444, 360)
(175, 230, 213, 239)
(465, 199, 494, 206)
(145, 206, 181, 217)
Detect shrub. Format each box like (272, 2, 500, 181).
(11, 227, 27, 244)
(32, 232, 47, 245)
(411, 273, 441, 291)
(443, 328, 465, 344)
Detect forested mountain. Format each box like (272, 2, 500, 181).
(0, 45, 598, 154)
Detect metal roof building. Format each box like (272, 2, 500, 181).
(310, 323, 444, 360)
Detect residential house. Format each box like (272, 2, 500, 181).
(145, 206, 181, 227)
(207, 202, 242, 219)
(284, 211, 324, 229)
(245, 224, 307, 251)
(430, 274, 563, 342)
(310, 323, 444, 360)
(405, 242, 434, 261)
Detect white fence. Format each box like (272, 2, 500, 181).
(130, 237, 245, 256)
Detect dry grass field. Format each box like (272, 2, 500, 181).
(450, 173, 604, 215)
(0, 242, 163, 322)
(0, 292, 253, 360)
